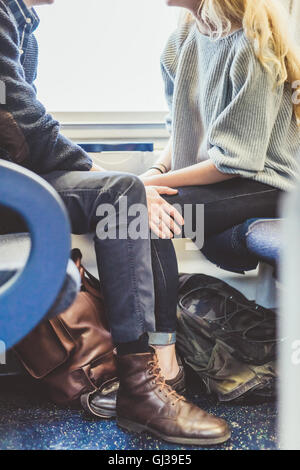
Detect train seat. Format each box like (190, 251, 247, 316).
(0, 233, 80, 322)
(0, 160, 80, 375)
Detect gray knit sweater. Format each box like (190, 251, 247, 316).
(161, 22, 300, 191)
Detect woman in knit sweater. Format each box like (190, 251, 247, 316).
(142, 0, 300, 244)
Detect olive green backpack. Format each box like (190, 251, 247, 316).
(176, 274, 278, 402)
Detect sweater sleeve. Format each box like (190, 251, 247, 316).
(208, 36, 283, 178)
(0, 3, 92, 174)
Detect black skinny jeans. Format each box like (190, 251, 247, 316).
(152, 177, 282, 333)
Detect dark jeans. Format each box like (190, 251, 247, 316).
(162, 178, 282, 242)
(44, 170, 178, 346)
(44, 172, 281, 348)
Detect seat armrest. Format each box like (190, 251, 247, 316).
(0, 160, 71, 349)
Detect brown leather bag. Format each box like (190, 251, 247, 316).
(14, 249, 117, 405)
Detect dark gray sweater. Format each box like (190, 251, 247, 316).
(0, 0, 92, 174)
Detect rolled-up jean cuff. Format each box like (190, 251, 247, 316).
(148, 332, 176, 346)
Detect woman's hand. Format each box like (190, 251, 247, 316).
(145, 186, 184, 239)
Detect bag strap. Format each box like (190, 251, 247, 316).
(71, 248, 103, 300)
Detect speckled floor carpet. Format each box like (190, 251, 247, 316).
(0, 375, 277, 451)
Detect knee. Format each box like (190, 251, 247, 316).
(116, 173, 146, 203)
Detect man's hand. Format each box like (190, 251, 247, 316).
(145, 186, 184, 239)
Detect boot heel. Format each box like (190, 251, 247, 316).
(117, 417, 145, 434)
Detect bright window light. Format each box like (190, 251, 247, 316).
(35, 0, 179, 113)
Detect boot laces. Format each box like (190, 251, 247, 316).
(147, 355, 185, 406)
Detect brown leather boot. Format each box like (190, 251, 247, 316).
(116, 352, 231, 446)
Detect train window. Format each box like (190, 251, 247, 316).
(35, 0, 179, 114)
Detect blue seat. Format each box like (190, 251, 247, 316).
(0, 233, 80, 319)
(0, 160, 80, 353)
(202, 218, 281, 274)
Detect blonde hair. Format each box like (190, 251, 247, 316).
(184, 0, 300, 124)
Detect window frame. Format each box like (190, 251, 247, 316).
(54, 111, 169, 148)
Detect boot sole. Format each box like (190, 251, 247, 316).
(89, 405, 116, 419)
(117, 417, 231, 446)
